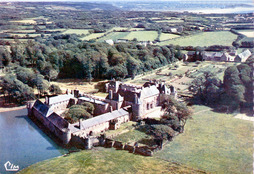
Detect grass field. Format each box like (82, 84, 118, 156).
(154, 105, 253, 174)
(62, 29, 90, 35)
(11, 19, 37, 24)
(159, 31, 238, 47)
(237, 30, 254, 38)
(122, 31, 158, 41)
(81, 33, 106, 41)
(160, 33, 180, 41)
(155, 19, 184, 23)
(97, 32, 129, 41)
(9, 33, 41, 38)
(44, 29, 66, 32)
(19, 147, 205, 174)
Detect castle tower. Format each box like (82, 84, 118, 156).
(26, 101, 34, 117)
(62, 128, 71, 145)
(132, 93, 142, 121)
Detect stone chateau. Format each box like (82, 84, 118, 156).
(27, 80, 177, 149)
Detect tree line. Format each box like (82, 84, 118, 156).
(0, 34, 183, 103)
(189, 57, 253, 111)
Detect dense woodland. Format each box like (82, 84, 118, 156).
(0, 34, 182, 103)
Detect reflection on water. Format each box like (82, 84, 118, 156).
(0, 109, 67, 173)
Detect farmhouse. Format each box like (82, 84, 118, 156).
(185, 49, 252, 62)
(27, 80, 177, 148)
(201, 51, 235, 62)
(235, 49, 252, 62)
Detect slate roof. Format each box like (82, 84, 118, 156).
(48, 94, 74, 105)
(47, 112, 69, 129)
(141, 86, 159, 98)
(236, 49, 251, 62)
(72, 108, 129, 132)
(33, 100, 52, 117)
(79, 96, 107, 105)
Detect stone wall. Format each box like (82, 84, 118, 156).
(104, 138, 159, 156)
(30, 108, 71, 144)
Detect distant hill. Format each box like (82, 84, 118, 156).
(15, 1, 120, 11)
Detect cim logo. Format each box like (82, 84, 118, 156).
(4, 161, 19, 172)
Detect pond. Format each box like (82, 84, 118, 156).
(0, 108, 68, 173)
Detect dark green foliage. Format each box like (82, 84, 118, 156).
(161, 95, 192, 132)
(49, 84, 62, 95)
(64, 105, 92, 123)
(80, 102, 95, 115)
(223, 61, 253, 108)
(189, 71, 223, 105)
(3, 36, 177, 81)
(0, 74, 35, 104)
(150, 124, 175, 140)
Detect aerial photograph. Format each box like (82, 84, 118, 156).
(0, 0, 253, 173)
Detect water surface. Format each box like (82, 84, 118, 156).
(0, 109, 67, 173)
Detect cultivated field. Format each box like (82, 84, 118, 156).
(11, 19, 37, 24)
(159, 33, 180, 41)
(155, 19, 184, 23)
(97, 32, 129, 42)
(159, 31, 238, 46)
(62, 29, 90, 35)
(81, 33, 106, 41)
(155, 105, 253, 174)
(237, 30, 254, 38)
(122, 31, 158, 41)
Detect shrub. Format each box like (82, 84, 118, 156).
(64, 104, 92, 123)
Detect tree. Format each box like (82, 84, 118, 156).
(0, 74, 35, 104)
(107, 65, 128, 80)
(189, 71, 223, 104)
(80, 102, 95, 115)
(64, 105, 92, 123)
(161, 95, 192, 133)
(151, 124, 175, 140)
(49, 84, 62, 95)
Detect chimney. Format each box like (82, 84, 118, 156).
(79, 119, 82, 129)
(109, 90, 113, 100)
(134, 93, 138, 104)
(109, 106, 113, 112)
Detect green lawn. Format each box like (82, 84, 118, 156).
(154, 105, 253, 174)
(113, 128, 149, 144)
(122, 31, 158, 41)
(160, 33, 180, 41)
(19, 147, 205, 174)
(159, 31, 238, 47)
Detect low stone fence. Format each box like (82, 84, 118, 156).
(104, 138, 162, 156)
